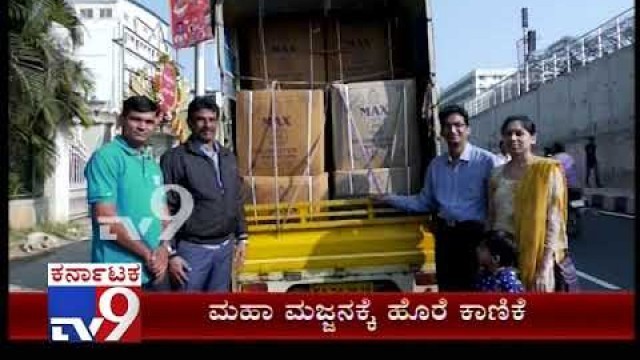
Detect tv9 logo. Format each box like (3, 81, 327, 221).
(48, 263, 142, 342)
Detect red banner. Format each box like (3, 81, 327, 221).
(170, 0, 214, 49)
(9, 293, 634, 341)
(156, 62, 177, 114)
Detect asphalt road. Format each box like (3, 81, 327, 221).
(569, 210, 634, 291)
(9, 210, 635, 291)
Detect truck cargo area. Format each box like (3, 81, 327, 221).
(219, 0, 439, 292)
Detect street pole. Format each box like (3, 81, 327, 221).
(195, 42, 206, 96)
(522, 8, 529, 63)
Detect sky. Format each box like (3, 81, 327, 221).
(431, 0, 633, 89)
(140, 0, 633, 91)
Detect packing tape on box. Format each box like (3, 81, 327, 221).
(341, 85, 383, 195)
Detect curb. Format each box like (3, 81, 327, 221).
(9, 284, 41, 292)
(9, 236, 90, 261)
(584, 191, 635, 215)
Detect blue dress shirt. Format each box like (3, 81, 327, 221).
(385, 143, 500, 223)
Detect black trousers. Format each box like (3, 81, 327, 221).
(434, 219, 485, 292)
(585, 162, 602, 187)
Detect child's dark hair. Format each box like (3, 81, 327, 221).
(481, 230, 519, 267)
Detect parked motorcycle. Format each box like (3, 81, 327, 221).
(567, 194, 587, 238)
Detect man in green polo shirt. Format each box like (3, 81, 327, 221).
(85, 95, 170, 289)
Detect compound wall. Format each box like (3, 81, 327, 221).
(470, 46, 634, 189)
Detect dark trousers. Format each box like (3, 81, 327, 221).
(142, 276, 171, 292)
(585, 162, 602, 187)
(175, 239, 234, 292)
(434, 219, 484, 292)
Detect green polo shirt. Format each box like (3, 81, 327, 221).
(85, 135, 165, 284)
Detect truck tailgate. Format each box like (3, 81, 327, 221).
(241, 200, 435, 274)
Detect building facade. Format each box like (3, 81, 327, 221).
(70, 0, 174, 111)
(439, 68, 516, 108)
(68, 0, 185, 156)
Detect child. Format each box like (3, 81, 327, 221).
(475, 230, 524, 293)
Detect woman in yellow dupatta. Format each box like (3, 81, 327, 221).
(488, 115, 569, 292)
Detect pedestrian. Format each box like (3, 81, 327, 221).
(379, 104, 501, 291)
(85, 95, 169, 291)
(584, 136, 602, 187)
(488, 115, 572, 292)
(160, 96, 248, 292)
(551, 142, 581, 201)
(475, 230, 524, 293)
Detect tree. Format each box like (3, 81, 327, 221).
(9, 0, 94, 196)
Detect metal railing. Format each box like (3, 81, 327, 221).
(464, 7, 635, 117)
(69, 142, 88, 189)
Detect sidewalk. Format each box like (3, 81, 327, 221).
(9, 217, 91, 261)
(582, 187, 635, 214)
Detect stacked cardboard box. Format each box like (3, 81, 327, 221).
(236, 15, 421, 204)
(236, 89, 328, 205)
(333, 167, 421, 199)
(239, 16, 401, 88)
(240, 18, 326, 90)
(326, 18, 396, 83)
(242, 174, 329, 205)
(330, 79, 421, 198)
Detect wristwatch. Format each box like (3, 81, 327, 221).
(165, 243, 178, 258)
(236, 233, 249, 245)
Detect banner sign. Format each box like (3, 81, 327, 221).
(9, 292, 634, 341)
(170, 0, 214, 49)
(156, 61, 178, 115)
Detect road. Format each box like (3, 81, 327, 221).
(569, 210, 634, 291)
(9, 210, 635, 291)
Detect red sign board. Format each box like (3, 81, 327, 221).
(157, 62, 177, 114)
(170, 0, 214, 49)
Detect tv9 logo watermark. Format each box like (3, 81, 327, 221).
(96, 184, 194, 242)
(48, 263, 142, 342)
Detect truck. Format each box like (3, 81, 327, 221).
(211, 0, 441, 292)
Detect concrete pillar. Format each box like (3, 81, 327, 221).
(45, 125, 71, 222)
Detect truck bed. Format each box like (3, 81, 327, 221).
(241, 199, 435, 275)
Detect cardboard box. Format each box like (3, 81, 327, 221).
(327, 18, 396, 82)
(332, 167, 422, 198)
(236, 89, 325, 177)
(241, 18, 326, 89)
(242, 173, 329, 205)
(331, 79, 420, 171)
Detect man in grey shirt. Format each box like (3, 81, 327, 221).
(381, 104, 500, 291)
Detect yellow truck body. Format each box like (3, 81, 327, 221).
(217, 0, 441, 292)
(236, 200, 437, 292)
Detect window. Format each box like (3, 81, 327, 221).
(80, 8, 93, 19)
(100, 8, 112, 18)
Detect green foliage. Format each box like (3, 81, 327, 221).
(9, 0, 95, 192)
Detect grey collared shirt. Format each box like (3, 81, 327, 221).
(199, 142, 224, 189)
(385, 143, 500, 223)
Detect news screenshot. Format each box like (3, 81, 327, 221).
(7, 0, 635, 343)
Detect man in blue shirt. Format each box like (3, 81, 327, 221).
(381, 104, 500, 291)
(85, 96, 170, 290)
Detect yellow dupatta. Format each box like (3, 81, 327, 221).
(513, 157, 567, 289)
